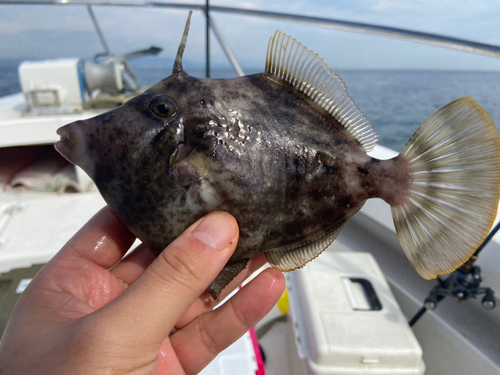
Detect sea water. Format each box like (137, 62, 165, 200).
(1, 59, 499, 152)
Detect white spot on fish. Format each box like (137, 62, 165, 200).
(199, 180, 220, 208)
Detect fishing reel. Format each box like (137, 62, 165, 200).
(422, 265, 495, 311)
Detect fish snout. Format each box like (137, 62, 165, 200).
(55, 121, 95, 178)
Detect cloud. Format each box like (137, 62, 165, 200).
(1, 0, 499, 70)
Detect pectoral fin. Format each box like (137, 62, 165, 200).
(170, 144, 211, 187)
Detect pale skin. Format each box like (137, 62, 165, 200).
(0, 207, 285, 374)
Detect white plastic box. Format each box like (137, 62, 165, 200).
(19, 59, 86, 114)
(286, 252, 425, 375)
(201, 329, 263, 375)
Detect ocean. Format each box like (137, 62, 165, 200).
(2, 59, 499, 152)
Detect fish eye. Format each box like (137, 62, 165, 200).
(151, 96, 177, 117)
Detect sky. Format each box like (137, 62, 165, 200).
(1, 0, 500, 71)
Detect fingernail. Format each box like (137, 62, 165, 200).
(192, 213, 236, 251)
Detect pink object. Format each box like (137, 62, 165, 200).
(238, 285, 265, 375)
(249, 327, 266, 375)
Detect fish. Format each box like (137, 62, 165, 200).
(55, 12, 500, 299)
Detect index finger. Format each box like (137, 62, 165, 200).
(54, 206, 136, 269)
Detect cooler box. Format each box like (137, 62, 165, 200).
(286, 252, 425, 375)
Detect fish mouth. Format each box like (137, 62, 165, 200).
(54, 121, 94, 178)
(55, 124, 80, 164)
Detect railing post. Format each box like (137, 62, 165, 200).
(208, 14, 244, 77)
(205, 0, 210, 78)
(87, 5, 111, 57)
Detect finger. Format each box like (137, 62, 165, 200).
(55, 206, 136, 268)
(110, 244, 156, 285)
(169, 268, 285, 374)
(98, 212, 239, 345)
(175, 254, 268, 329)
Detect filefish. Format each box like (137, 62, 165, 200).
(55, 12, 500, 298)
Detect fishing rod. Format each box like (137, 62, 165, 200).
(408, 221, 500, 327)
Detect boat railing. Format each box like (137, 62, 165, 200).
(1, 0, 500, 78)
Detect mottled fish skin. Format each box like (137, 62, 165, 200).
(58, 72, 405, 267)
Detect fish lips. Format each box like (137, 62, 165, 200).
(55, 120, 95, 179)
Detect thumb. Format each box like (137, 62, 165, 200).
(97, 212, 239, 345)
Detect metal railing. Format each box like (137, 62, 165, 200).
(2, 0, 500, 77)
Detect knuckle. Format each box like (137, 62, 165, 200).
(197, 318, 223, 357)
(228, 298, 251, 328)
(152, 245, 204, 290)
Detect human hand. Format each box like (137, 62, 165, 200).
(0, 207, 285, 374)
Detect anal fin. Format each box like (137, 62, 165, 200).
(265, 217, 350, 272)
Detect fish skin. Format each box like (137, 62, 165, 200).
(56, 71, 405, 296)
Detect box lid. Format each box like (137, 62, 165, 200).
(287, 252, 424, 372)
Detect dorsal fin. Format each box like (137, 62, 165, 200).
(265, 30, 378, 152)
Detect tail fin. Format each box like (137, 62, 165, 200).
(393, 97, 500, 279)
